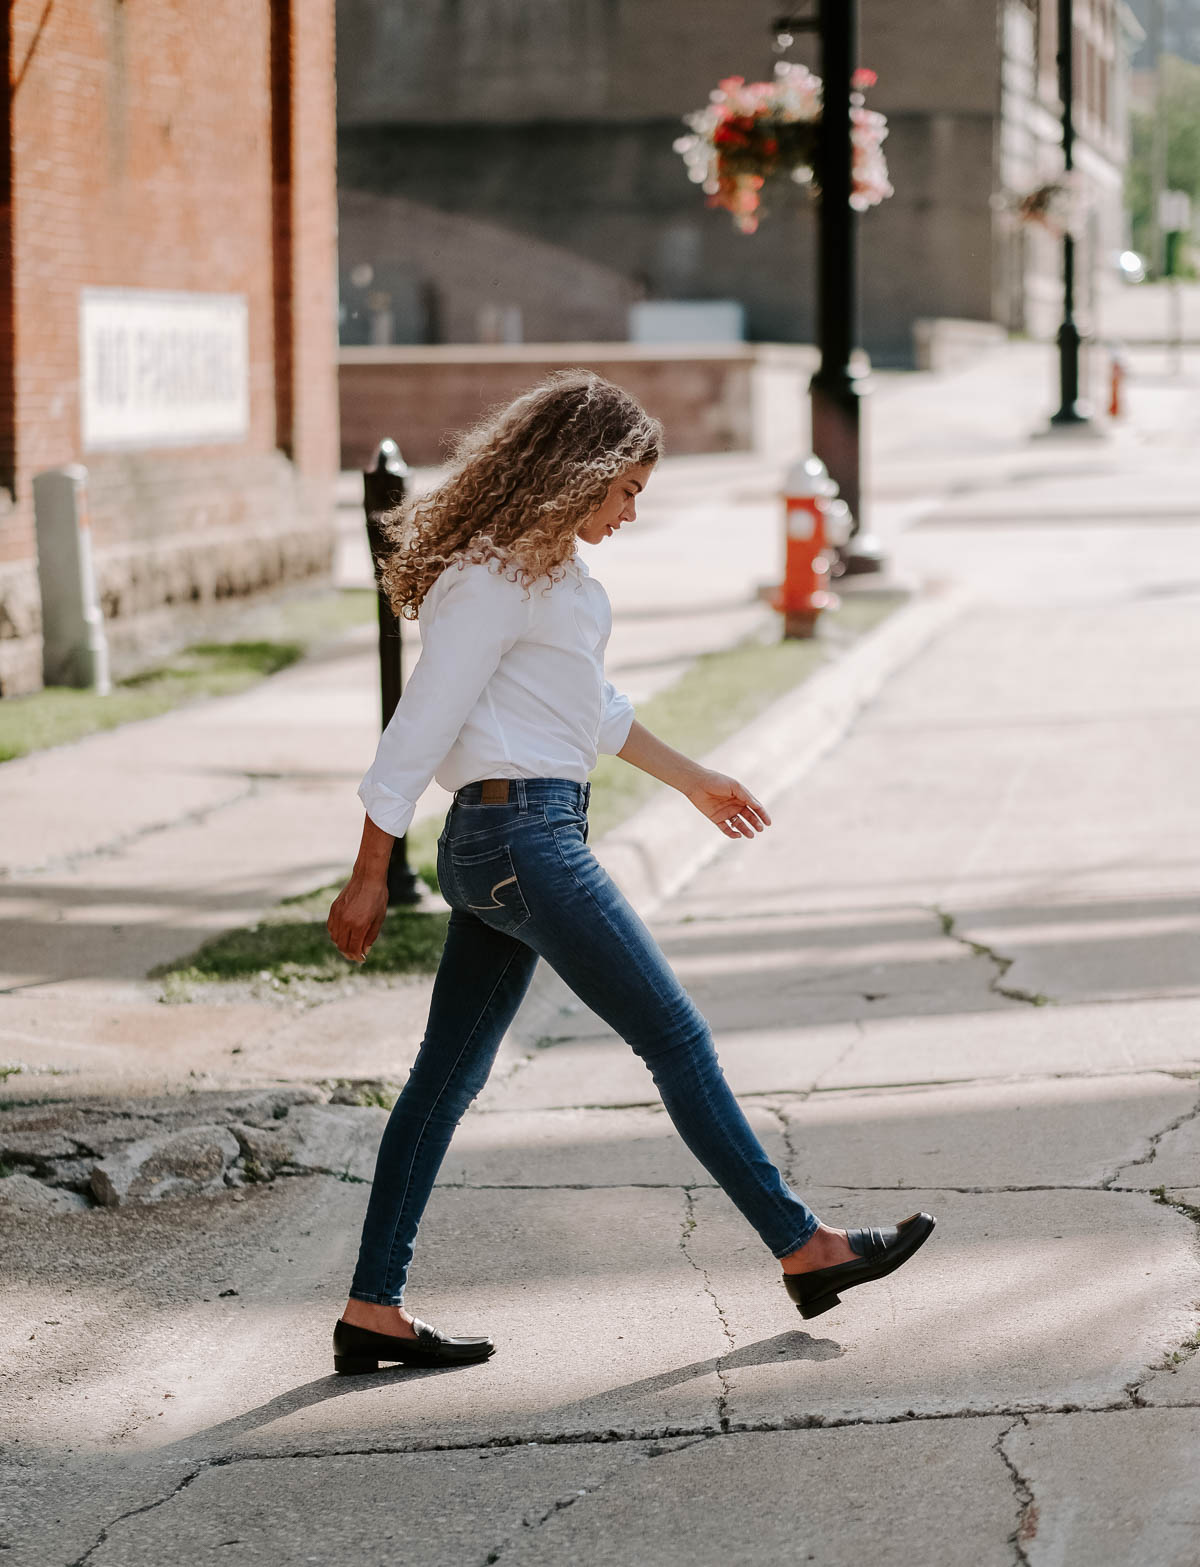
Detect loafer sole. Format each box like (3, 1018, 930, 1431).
(785, 1212, 937, 1320)
(334, 1343, 495, 1375)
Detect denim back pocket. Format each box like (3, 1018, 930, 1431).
(448, 841, 532, 934)
(543, 801, 589, 844)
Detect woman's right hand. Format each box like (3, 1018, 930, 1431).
(326, 873, 390, 964)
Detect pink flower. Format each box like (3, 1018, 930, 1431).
(851, 68, 877, 91)
(679, 65, 892, 230)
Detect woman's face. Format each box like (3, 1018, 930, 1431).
(576, 463, 654, 547)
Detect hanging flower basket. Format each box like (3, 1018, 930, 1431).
(674, 63, 893, 235)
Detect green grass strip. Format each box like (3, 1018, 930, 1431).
(150, 906, 449, 989)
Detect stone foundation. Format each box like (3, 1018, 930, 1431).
(93, 519, 336, 678)
(0, 561, 42, 697)
(0, 497, 336, 697)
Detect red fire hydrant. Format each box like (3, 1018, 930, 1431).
(1108, 345, 1126, 419)
(772, 455, 848, 638)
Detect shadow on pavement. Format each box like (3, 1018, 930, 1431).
(139, 1330, 845, 1465)
(568, 1330, 845, 1408)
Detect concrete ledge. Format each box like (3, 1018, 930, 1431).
(338, 343, 819, 468)
(913, 317, 1008, 372)
(339, 342, 797, 366)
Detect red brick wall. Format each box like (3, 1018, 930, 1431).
(1, 0, 338, 695)
(338, 346, 773, 469)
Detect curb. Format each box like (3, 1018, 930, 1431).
(500, 582, 972, 1058)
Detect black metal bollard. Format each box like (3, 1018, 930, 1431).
(364, 440, 424, 906)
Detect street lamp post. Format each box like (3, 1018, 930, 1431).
(774, 2, 885, 573)
(1049, 0, 1092, 427)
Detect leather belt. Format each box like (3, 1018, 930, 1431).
(469, 779, 592, 808)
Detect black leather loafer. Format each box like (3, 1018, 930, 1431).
(332, 1316, 495, 1375)
(783, 1212, 937, 1321)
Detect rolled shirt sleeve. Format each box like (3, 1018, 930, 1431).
(597, 677, 635, 755)
(357, 564, 531, 837)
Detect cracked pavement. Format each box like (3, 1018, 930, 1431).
(4, 346, 1200, 1564)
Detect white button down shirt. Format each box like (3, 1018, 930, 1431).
(357, 553, 635, 838)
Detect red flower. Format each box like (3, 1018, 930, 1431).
(851, 68, 877, 91)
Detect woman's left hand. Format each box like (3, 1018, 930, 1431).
(684, 769, 772, 840)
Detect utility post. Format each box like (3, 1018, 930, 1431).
(1148, 0, 1166, 284)
(363, 440, 424, 907)
(1049, 0, 1093, 428)
(1160, 189, 1191, 376)
(774, 2, 885, 574)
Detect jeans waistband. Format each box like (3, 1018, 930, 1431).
(453, 777, 590, 811)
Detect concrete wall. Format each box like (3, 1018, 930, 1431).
(336, 0, 994, 126)
(336, 0, 820, 128)
(335, 0, 1006, 364)
(0, 0, 339, 696)
(335, 0, 1128, 370)
(339, 343, 819, 469)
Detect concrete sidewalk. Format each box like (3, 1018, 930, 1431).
(1, 338, 1192, 1009)
(2, 338, 1200, 1565)
(0, 428, 795, 1087)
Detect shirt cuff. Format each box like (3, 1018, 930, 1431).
(597, 696, 636, 755)
(357, 776, 417, 838)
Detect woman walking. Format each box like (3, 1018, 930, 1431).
(326, 373, 934, 1375)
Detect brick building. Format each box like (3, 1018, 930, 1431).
(0, 0, 338, 697)
(335, 0, 1132, 363)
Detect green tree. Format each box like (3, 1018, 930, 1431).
(1128, 54, 1200, 275)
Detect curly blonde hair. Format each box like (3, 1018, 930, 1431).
(377, 371, 663, 620)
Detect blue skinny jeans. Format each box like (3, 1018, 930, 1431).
(349, 778, 820, 1305)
